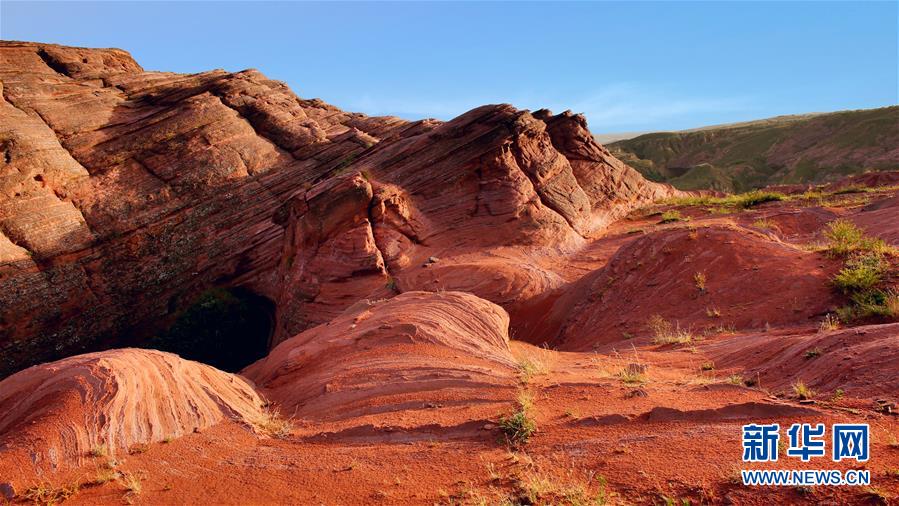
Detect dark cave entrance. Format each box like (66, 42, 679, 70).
(145, 287, 274, 372)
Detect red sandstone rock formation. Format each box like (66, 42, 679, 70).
(0, 349, 266, 469)
(0, 41, 676, 375)
(244, 291, 518, 420)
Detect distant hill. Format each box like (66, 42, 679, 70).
(605, 106, 899, 192)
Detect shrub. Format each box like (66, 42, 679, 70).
(843, 289, 899, 320)
(693, 271, 707, 291)
(736, 191, 785, 208)
(23, 482, 80, 505)
(726, 374, 743, 385)
(253, 405, 293, 438)
(804, 348, 822, 359)
(648, 315, 694, 344)
(120, 472, 142, 496)
(832, 253, 887, 293)
(792, 380, 815, 400)
(499, 392, 537, 446)
(819, 314, 840, 332)
(824, 220, 892, 257)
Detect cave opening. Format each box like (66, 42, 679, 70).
(144, 287, 274, 372)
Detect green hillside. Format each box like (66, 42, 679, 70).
(606, 106, 899, 192)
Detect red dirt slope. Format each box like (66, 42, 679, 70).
(535, 225, 839, 350)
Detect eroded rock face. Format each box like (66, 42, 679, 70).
(243, 291, 518, 420)
(0, 41, 676, 375)
(0, 348, 266, 468)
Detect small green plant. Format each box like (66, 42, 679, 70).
(831, 388, 845, 402)
(792, 380, 815, 400)
(833, 253, 888, 293)
(804, 348, 822, 359)
(498, 392, 537, 446)
(706, 306, 721, 318)
(726, 374, 743, 385)
(659, 210, 687, 224)
(693, 271, 706, 292)
(839, 289, 899, 321)
(701, 361, 715, 371)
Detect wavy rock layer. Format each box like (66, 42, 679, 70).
(0, 348, 266, 468)
(0, 41, 675, 374)
(535, 225, 838, 350)
(707, 322, 899, 398)
(243, 291, 518, 420)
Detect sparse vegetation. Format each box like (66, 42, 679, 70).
(726, 374, 743, 385)
(752, 218, 776, 230)
(831, 388, 845, 402)
(514, 348, 554, 384)
(832, 253, 888, 293)
(617, 364, 648, 385)
(498, 391, 537, 447)
(509, 471, 611, 505)
(824, 220, 893, 257)
(700, 361, 715, 371)
(648, 315, 694, 345)
(253, 405, 294, 438)
(663, 190, 785, 209)
(89, 444, 108, 458)
(705, 306, 721, 318)
(822, 221, 898, 322)
(804, 348, 822, 359)
(819, 313, 840, 332)
(90, 468, 122, 486)
(120, 472, 142, 502)
(792, 380, 815, 400)
(659, 210, 687, 224)
(693, 271, 706, 292)
(22, 481, 81, 505)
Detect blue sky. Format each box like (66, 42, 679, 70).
(2, 1, 897, 133)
